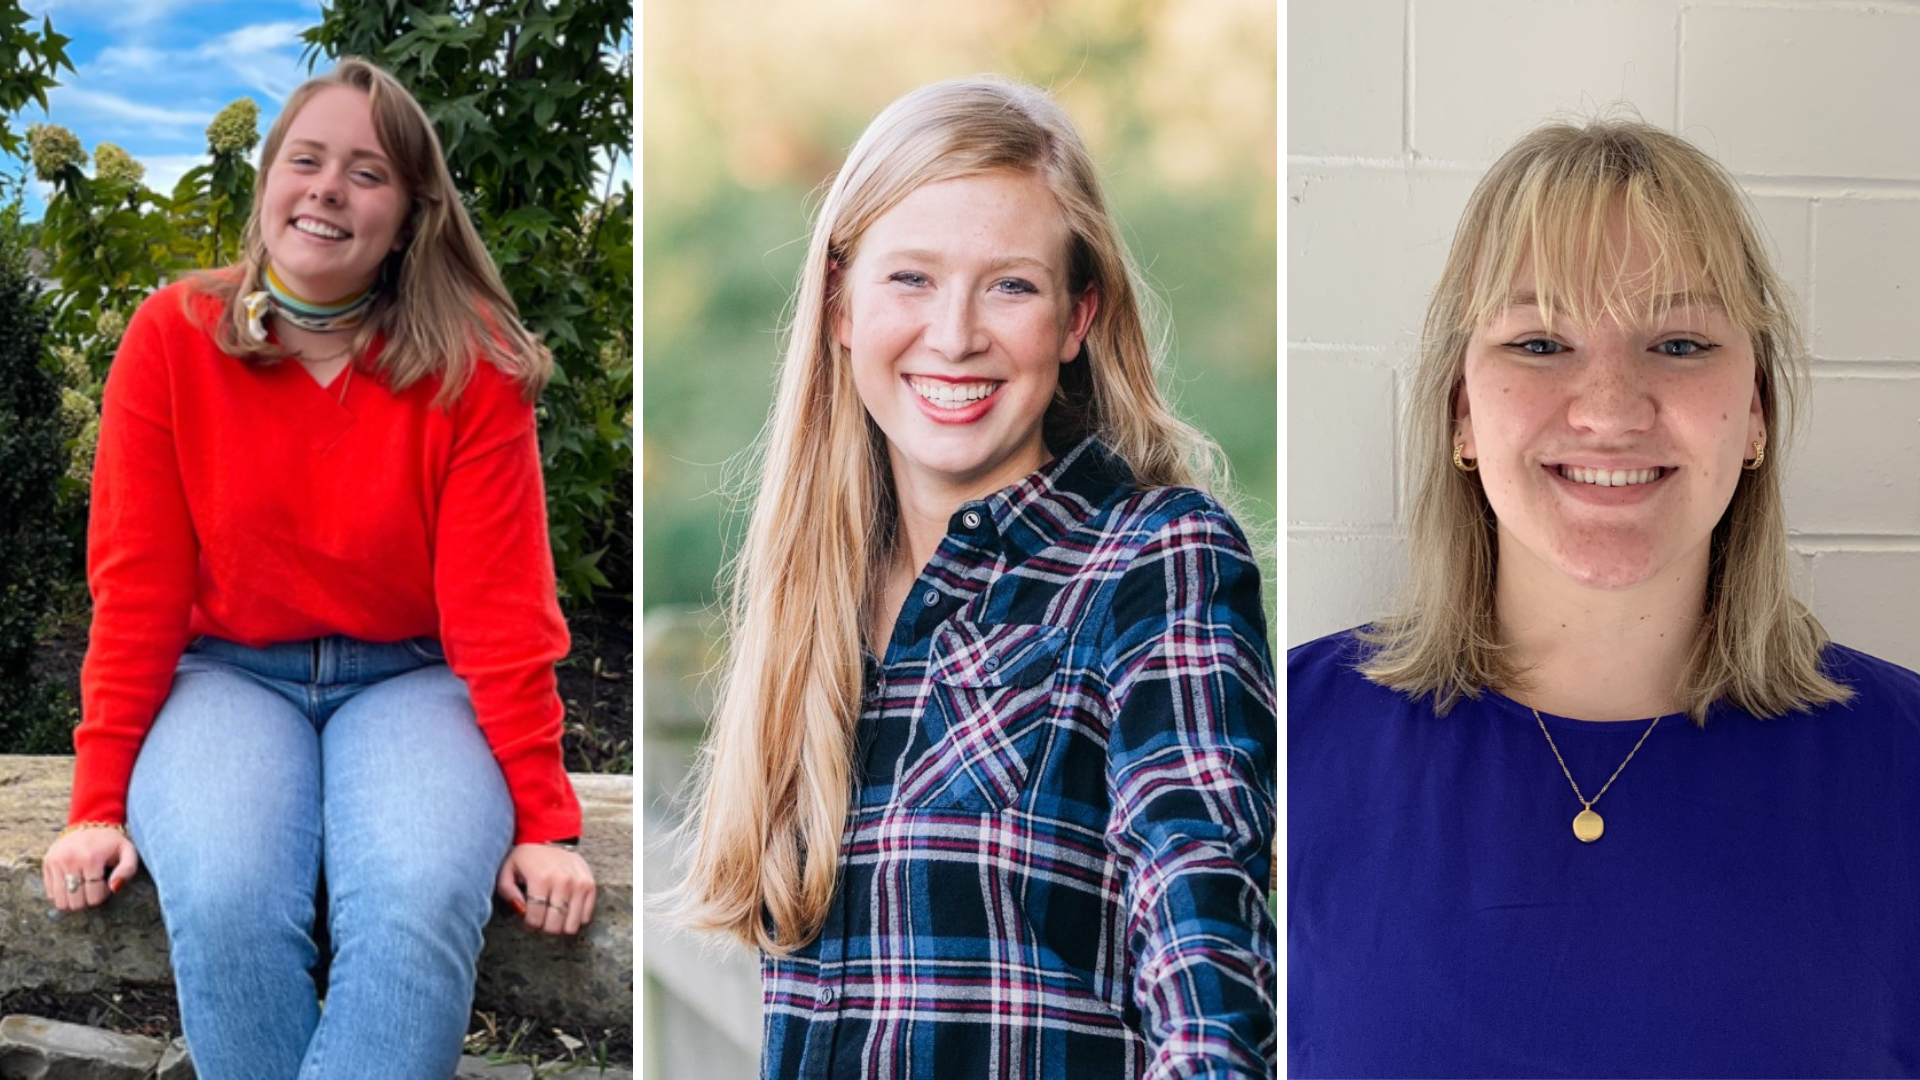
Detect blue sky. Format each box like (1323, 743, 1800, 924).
(17, 0, 320, 212)
(13, 0, 632, 217)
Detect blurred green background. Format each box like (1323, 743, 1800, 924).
(642, 0, 1276, 624)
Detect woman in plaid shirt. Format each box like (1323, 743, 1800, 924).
(669, 77, 1277, 1077)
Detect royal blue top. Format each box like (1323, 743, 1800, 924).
(1289, 629, 1920, 1079)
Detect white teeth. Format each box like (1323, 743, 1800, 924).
(1558, 465, 1664, 487)
(908, 376, 997, 409)
(293, 218, 347, 239)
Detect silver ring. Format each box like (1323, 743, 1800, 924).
(85, 877, 104, 884)
(64, 875, 82, 894)
(552, 900, 570, 914)
(527, 896, 549, 907)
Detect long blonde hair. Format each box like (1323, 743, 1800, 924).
(1361, 117, 1850, 722)
(670, 75, 1225, 954)
(189, 57, 550, 405)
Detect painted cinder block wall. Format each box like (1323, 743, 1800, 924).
(1288, 0, 1920, 672)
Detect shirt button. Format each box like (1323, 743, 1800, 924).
(922, 589, 939, 606)
(962, 510, 982, 529)
(818, 987, 835, 1005)
(982, 656, 1000, 671)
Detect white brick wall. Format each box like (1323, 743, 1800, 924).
(1290, 0, 1920, 672)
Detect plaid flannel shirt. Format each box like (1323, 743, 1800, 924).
(762, 438, 1278, 1079)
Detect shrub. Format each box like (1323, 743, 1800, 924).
(0, 200, 71, 754)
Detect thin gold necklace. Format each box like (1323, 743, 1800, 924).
(300, 348, 355, 405)
(1531, 705, 1663, 843)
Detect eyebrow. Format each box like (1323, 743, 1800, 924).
(873, 248, 1058, 275)
(285, 138, 391, 164)
(1503, 289, 1727, 313)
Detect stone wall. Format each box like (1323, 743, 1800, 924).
(0, 756, 632, 1031)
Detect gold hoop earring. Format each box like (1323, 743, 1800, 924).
(1453, 443, 1478, 473)
(1744, 441, 1765, 471)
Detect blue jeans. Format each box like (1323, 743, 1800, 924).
(127, 636, 514, 1080)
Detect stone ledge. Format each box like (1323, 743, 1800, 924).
(0, 756, 632, 1031)
(0, 1015, 635, 1080)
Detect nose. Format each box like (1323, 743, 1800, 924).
(307, 165, 345, 206)
(1564, 334, 1656, 437)
(923, 288, 987, 361)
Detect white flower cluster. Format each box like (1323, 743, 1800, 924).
(27, 123, 84, 182)
(207, 98, 261, 157)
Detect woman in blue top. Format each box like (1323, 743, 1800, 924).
(665, 77, 1277, 1078)
(1290, 118, 1920, 1078)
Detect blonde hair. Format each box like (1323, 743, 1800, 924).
(189, 57, 550, 405)
(1361, 116, 1851, 722)
(669, 75, 1225, 953)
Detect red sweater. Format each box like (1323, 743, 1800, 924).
(73, 281, 581, 844)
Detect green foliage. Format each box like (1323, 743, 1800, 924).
(0, 191, 73, 753)
(27, 99, 260, 591)
(304, 0, 634, 603)
(31, 122, 176, 377)
(0, 4, 71, 160)
(171, 99, 259, 269)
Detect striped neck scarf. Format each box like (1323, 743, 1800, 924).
(243, 264, 378, 341)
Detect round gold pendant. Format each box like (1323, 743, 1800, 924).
(1572, 809, 1604, 843)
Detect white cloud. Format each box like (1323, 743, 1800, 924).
(136, 152, 205, 196)
(51, 86, 207, 129)
(193, 21, 313, 103)
(88, 44, 168, 75)
(203, 19, 309, 55)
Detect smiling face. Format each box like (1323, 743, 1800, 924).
(259, 86, 410, 302)
(836, 170, 1098, 511)
(1456, 224, 1766, 594)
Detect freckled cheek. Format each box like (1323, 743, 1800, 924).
(1473, 382, 1556, 465)
(991, 309, 1059, 353)
(847, 304, 921, 363)
(1674, 383, 1753, 464)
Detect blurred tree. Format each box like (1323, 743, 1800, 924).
(305, 0, 635, 604)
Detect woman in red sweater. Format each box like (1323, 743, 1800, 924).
(37, 58, 595, 1080)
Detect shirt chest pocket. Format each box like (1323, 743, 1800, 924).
(895, 621, 1067, 813)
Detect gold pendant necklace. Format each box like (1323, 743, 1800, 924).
(1531, 705, 1662, 842)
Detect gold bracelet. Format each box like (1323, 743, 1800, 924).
(58, 821, 128, 839)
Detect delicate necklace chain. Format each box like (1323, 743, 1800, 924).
(1531, 704, 1663, 842)
(297, 347, 355, 405)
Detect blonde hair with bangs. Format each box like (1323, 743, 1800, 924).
(667, 75, 1226, 954)
(190, 57, 551, 405)
(1361, 117, 1851, 722)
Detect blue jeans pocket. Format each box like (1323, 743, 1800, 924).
(402, 637, 446, 664)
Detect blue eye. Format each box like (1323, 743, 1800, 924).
(992, 278, 1038, 295)
(1512, 338, 1566, 356)
(888, 271, 929, 287)
(1656, 338, 1713, 357)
